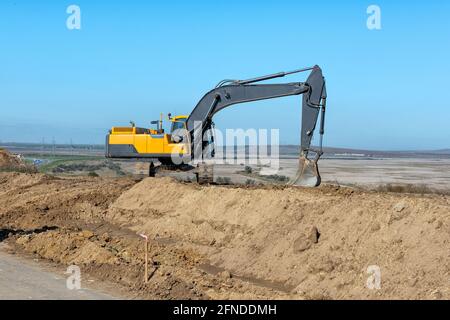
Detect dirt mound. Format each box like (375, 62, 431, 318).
(108, 177, 450, 299)
(0, 149, 23, 168)
(0, 149, 35, 173)
(1, 173, 285, 299)
(16, 229, 119, 265)
(1, 173, 449, 299)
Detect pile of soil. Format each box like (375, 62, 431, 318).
(0, 173, 448, 299)
(0, 148, 24, 169)
(108, 178, 450, 299)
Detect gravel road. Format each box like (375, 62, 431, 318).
(0, 249, 116, 300)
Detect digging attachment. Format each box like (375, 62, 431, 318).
(184, 64, 327, 187)
(292, 66, 327, 187)
(290, 154, 321, 187)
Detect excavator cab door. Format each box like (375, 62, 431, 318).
(170, 120, 187, 143)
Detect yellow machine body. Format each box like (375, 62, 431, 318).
(106, 115, 190, 162)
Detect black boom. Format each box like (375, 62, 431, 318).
(186, 65, 327, 164)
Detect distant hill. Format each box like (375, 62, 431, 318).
(433, 149, 450, 154)
(279, 145, 450, 159)
(1, 142, 449, 159)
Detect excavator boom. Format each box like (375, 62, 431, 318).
(186, 65, 327, 186)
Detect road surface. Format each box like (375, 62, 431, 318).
(0, 250, 116, 300)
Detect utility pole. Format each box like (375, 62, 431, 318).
(42, 137, 46, 157)
(52, 137, 56, 156)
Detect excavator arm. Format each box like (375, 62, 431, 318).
(185, 65, 327, 186)
(106, 65, 327, 187)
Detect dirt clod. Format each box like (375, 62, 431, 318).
(393, 201, 407, 212)
(219, 271, 232, 279)
(293, 226, 320, 253)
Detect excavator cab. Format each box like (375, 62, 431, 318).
(167, 114, 188, 144)
(168, 114, 187, 134)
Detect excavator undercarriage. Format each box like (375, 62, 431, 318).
(106, 65, 327, 187)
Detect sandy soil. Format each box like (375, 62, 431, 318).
(0, 149, 24, 169)
(0, 172, 448, 299)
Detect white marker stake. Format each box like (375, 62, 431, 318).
(139, 234, 149, 283)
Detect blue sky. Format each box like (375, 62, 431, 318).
(0, 0, 449, 150)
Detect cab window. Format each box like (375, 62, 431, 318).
(171, 119, 186, 133)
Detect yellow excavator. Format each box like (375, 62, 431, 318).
(107, 114, 190, 164)
(106, 65, 327, 186)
